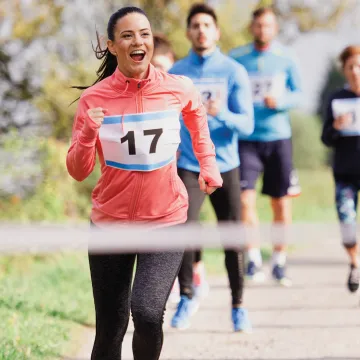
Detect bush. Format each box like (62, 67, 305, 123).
(0, 137, 99, 223)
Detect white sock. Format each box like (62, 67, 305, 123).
(247, 248, 262, 267)
(272, 251, 286, 267)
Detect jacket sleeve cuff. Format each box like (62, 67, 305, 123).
(79, 116, 101, 145)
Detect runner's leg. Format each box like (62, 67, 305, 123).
(171, 168, 205, 329)
(262, 139, 293, 286)
(132, 250, 184, 359)
(335, 180, 359, 293)
(239, 140, 264, 281)
(210, 168, 252, 332)
(89, 252, 136, 360)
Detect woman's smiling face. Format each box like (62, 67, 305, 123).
(107, 12, 154, 79)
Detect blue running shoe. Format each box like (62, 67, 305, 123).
(246, 261, 265, 283)
(232, 307, 252, 333)
(272, 264, 292, 287)
(171, 295, 199, 330)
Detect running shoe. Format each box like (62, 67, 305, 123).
(246, 261, 266, 283)
(347, 264, 359, 293)
(232, 307, 252, 333)
(287, 169, 301, 197)
(171, 295, 199, 330)
(272, 264, 292, 287)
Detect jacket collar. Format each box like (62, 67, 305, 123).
(251, 41, 275, 54)
(110, 64, 159, 94)
(188, 47, 220, 66)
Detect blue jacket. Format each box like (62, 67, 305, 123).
(169, 48, 254, 173)
(229, 42, 302, 142)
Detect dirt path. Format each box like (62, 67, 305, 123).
(67, 239, 360, 360)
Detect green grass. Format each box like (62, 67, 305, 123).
(0, 254, 94, 360)
(258, 168, 337, 222)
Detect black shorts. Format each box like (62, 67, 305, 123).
(239, 139, 295, 198)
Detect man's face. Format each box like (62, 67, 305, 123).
(250, 12, 278, 47)
(186, 13, 219, 52)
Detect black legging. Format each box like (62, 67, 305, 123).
(177, 167, 245, 306)
(88, 250, 183, 360)
(194, 250, 202, 263)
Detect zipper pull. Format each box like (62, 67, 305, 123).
(137, 82, 141, 89)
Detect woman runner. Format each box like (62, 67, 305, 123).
(66, 6, 222, 360)
(321, 45, 360, 295)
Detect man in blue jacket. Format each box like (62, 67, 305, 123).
(169, 3, 254, 332)
(229, 7, 302, 287)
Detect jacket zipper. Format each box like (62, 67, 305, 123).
(129, 82, 144, 221)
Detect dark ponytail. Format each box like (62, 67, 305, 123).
(71, 6, 148, 100)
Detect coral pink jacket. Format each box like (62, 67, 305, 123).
(67, 65, 222, 227)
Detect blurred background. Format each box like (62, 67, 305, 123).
(1, 0, 360, 223)
(1, 0, 360, 359)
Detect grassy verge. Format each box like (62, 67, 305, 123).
(0, 254, 94, 360)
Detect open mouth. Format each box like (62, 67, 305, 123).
(130, 50, 146, 62)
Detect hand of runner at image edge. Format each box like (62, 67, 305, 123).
(333, 113, 353, 130)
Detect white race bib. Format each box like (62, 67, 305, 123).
(249, 73, 286, 103)
(193, 78, 228, 108)
(99, 110, 180, 171)
(331, 98, 360, 136)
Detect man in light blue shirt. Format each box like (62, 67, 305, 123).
(169, 2, 254, 333)
(229, 7, 302, 286)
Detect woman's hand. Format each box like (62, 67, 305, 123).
(198, 175, 219, 195)
(86, 107, 108, 128)
(333, 113, 353, 130)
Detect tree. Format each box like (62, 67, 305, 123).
(0, 0, 65, 197)
(2, 0, 357, 198)
(0, 0, 64, 134)
(131, 0, 273, 56)
(272, 0, 357, 43)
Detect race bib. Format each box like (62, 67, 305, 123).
(193, 78, 228, 108)
(331, 98, 360, 136)
(249, 73, 286, 103)
(99, 110, 180, 171)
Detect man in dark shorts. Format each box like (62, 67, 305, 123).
(230, 7, 302, 286)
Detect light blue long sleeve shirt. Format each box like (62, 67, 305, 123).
(229, 42, 302, 142)
(169, 48, 254, 173)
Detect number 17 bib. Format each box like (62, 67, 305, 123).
(99, 110, 181, 171)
